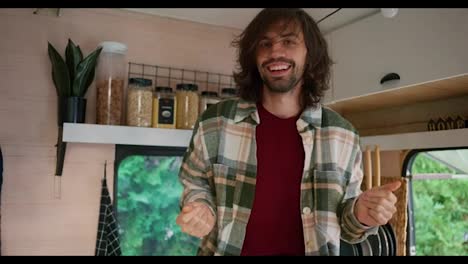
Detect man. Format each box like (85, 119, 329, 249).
(176, 8, 400, 256)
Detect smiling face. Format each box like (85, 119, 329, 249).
(256, 20, 308, 94)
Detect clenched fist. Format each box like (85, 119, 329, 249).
(355, 181, 401, 227)
(176, 202, 215, 238)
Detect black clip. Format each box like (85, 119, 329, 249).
(380, 73, 400, 84)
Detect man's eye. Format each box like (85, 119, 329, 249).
(283, 39, 295, 46)
(259, 41, 271, 48)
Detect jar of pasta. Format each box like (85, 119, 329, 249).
(175, 83, 199, 129)
(152, 86, 177, 129)
(220, 88, 238, 100)
(126, 78, 153, 127)
(199, 91, 219, 115)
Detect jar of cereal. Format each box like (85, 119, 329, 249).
(95, 41, 127, 125)
(126, 78, 153, 127)
(175, 83, 199, 129)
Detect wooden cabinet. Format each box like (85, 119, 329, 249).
(327, 8, 468, 101)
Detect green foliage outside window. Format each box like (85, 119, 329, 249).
(116, 155, 200, 256)
(411, 153, 468, 256)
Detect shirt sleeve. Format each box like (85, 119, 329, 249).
(339, 134, 378, 243)
(178, 119, 216, 217)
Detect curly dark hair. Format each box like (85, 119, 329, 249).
(232, 8, 332, 108)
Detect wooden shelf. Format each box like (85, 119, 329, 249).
(360, 128, 468, 151)
(62, 123, 193, 147)
(326, 73, 468, 114)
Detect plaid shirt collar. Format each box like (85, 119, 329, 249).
(233, 98, 323, 130)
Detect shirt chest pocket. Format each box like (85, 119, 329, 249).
(212, 163, 236, 208)
(312, 170, 345, 248)
(313, 170, 346, 212)
(211, 163, 237, 233)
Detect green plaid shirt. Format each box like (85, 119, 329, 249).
(179, 98, 377, 256)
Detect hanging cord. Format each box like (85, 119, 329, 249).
(103, 160, 107, 180)
(317, 8, 342, 24)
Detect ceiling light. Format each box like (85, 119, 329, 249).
(381, 8, 399, 18)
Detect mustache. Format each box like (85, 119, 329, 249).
(261, 58, 295, 68)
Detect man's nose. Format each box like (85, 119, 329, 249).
(269, 41, 286, 58)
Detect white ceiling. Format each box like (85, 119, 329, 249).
(122, 8, 379, 34)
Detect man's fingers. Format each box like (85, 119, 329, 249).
(193, 208, 215, 237)
(176, 209, 190, 226)
(379, 181, 401, 192)
(182, 204, 194, 213)
(363, 190, 397, 204)
(361, 195, 397, 215)
(201, 209, 215, 230)
(177, 202, 215, 238)
(180, 215, 201, 236)
(360, 195, 395, 210)
(181, 205, 205, 223)
(191, 216, 208, 237)
(176, 205, 203, 229)
(368, 207, 392, 225)
(181, 214, 211, 238)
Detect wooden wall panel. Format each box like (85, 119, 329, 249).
(0, 8, 239, 255)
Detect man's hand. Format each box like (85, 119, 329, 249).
(176, 202, 215, 238)
(355, 181, 401, 227)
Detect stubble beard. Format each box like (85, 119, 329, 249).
(262, 67, 302, 93)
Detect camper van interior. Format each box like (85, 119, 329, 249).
(0, 8, 467, 256)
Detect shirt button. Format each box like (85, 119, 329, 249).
(302, 207, 311, 215)
(304, 137, 312, 144)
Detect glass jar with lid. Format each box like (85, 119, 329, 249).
(220, 88, 238, 100)
(199, 91, 220, 115)
(126, 78, 153, 127)
(175, 83, 199, 129)
(95, 41, 127, 125)
(152, 86, 177, 129)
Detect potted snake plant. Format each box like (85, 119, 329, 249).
(48, 39, 102, 125)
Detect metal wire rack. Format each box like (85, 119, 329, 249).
(127, 62, 237, 95)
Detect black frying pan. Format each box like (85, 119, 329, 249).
(382, 224, 392, 256)
(354, 241, 363, 256)
(360, 238, 373, 256)
(384, 223, 397, 256)
(340, 240, 356, 256)
(378, 226, 389, 256)
(367, 231, 381, 256)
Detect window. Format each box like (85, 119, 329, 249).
(404, 148, 468, 256)
(114, 145, 200, 256)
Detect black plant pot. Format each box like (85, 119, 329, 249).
(58, 96, 87, 126)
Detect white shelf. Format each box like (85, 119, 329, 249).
(360, 128, 468, 151)
(62, 123, 193, 147)
(63, 124, 468, 151)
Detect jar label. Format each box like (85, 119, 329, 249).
(158, 98, 175, 125)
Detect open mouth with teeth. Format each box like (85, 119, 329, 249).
(266, 63, 292, 77)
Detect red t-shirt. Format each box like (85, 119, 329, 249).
(240, 103, 305, 256)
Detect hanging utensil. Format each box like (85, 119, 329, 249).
(366, 145, 382, 256)
(372, 144, 398, 256)
(364, 146, 372, 191)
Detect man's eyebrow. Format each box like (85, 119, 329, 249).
(280, 32, 299, 38)
(260, 32, 299, 40)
